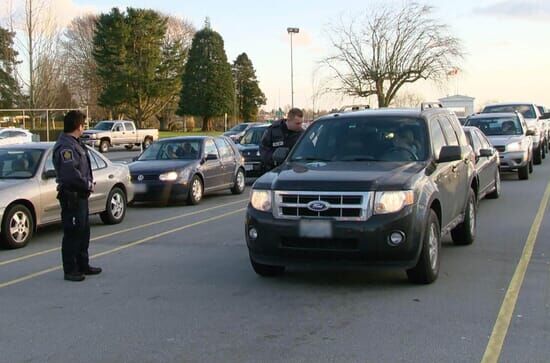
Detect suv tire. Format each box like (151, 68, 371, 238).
(519, 164, 529, 180)
(486, 170, 501, 199)
(451, 189, 476, 245)
(250, 257, 285, 277)
(406, 210, 440, 284)
(534, 145, 542, 165)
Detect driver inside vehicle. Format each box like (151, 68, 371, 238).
(390, 129, 419, 160)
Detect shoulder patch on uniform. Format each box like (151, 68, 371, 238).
(61, 149, 73, 162)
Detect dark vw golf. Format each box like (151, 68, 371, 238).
(129, 136, 246, 204)
(246, 107, 476, 284)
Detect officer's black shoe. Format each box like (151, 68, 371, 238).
(64, 272, 85, 282)
(82, 266, 102, 275)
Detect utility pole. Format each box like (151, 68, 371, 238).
(287, 27, 299, 108)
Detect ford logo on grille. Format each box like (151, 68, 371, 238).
(137, 175, 144, 181)
(307, 201, 330, 212)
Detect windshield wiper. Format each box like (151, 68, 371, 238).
(291, 157, 331, 162)
(339, 156, 379, 161)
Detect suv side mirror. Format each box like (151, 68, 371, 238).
(542, 112, 550, 120)
(206, 153, 218, 161)
(43, 169, 56, 179)
(479, 148, 494, 157)
(273, 147, 290, 165)
(437, 146, 462, 163)
(526, 129, 536, 136)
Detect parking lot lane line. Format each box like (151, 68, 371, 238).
(481, 182, 550, 363)
(0, 208, 246, 289)
(0, 198, 249, 267)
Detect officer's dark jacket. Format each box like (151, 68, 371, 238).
(260, 119, 303, 170)
(53, 133, 93, 193)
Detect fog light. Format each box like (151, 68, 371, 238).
(248, 228, 258, 240)
(388, 231, 405, 246)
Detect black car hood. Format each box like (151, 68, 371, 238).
(129, 160, 197, 174)
(254, 161, 427, 191)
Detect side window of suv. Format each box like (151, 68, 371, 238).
(447, 115, 469, 146)
(431, 119, 447, 159)
(438, 117, 459, 146)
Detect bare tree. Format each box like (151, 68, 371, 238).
(390, 91, 424, 108)
(60, 15, 105, 118)
(323, 2, 463, 107)
(156, 15, 195, 130)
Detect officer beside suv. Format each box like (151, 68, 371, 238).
(246, 104, 477, 284)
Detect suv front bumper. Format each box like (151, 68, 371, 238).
(246, 205, 425, 269)
(498, 150, 529, 171)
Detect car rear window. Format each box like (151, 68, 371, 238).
(290, 117, 428, 162)
(483, 104, 536, 119)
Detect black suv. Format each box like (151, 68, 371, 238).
(245, 105, 477, 284)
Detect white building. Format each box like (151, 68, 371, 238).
(438, 95, 475, 117)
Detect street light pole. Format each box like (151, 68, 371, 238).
(287, 27, 299, 109)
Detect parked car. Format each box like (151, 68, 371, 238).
(0, 128, 34, 145)
(129, 136, 246, 204)
(223, 122, 263, 143)
(463, 126, 501, 200)
(465, 113, 534, 180)
(481, 103, 546, 164)
(0, 142, 133, 249)
(237, 124, 270, 177)
(81, 120, 159, 153)
(246, 105, 477, 284)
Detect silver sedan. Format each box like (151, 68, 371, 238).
(0, 142, 134, 249)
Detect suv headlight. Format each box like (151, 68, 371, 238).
(506, 142, 525, 152)
(374, 191, 414, 215)
(250, 190, 272, 212)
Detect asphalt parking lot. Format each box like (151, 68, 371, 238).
(1, 148, 549, 362)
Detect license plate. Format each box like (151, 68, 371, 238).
(299, 219, 333, 238)
(244, 164, 254, 171)
(133, 184, 147, 193)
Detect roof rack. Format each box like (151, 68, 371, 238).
(338, 104, 371, 112)
(420, 102, 444, 111)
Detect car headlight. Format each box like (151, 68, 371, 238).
(250, 190, 272, 212)
(374, 191, 414, 215)
(159, 171, 178, 181)
(90, 134, 97, 139)
(506, 142, 524, 152)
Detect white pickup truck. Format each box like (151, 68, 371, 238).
(81, 120, 159, 153)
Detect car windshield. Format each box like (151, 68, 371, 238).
(229, 124, 248, 132)
(0, 149, 43, 179)
(290, 117, 428, 162)
(483, 105, 536, 119)
(466, 117, 522, 136)
(138, 140, 201, 161)
(240, 127, 267, 145)
(93, 122, 114, 130)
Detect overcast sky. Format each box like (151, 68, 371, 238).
(2, 0, 550, 111)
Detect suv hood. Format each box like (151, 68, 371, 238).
(255, 161, 426, 191)
(486, 135, 524, 146)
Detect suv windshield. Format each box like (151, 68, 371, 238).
(93, 121, 114, 131)
(290, 117, 428, 162)
(0, 149, 43, 179)
(466, 117, 523, 136)
(483, 105, 536, 119)
(229, 124, 248, 132)
(240, 127, 267, 145)
(138, 140, 201, 161)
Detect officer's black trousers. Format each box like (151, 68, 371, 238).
(59, 192, 90, 274)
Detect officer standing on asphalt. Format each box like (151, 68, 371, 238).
(260, 108, 305, 171)
(53, 110, 101, 282)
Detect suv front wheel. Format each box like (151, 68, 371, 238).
(406, 210, 440, 284)
(451, 189, 476, 245)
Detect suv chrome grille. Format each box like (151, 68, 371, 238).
(273, 191, 372, 221)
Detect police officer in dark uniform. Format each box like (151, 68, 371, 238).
(53, 110, 101, 282)
(260, 108, 304, 171)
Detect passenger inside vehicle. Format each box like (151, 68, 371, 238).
(501, 121, 517, 135)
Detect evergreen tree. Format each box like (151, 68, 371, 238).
(232, 53, 266, 121)
(93, 8, 186, 127)
(0, 27, 21, 108)
(177, 20, 235, 131)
